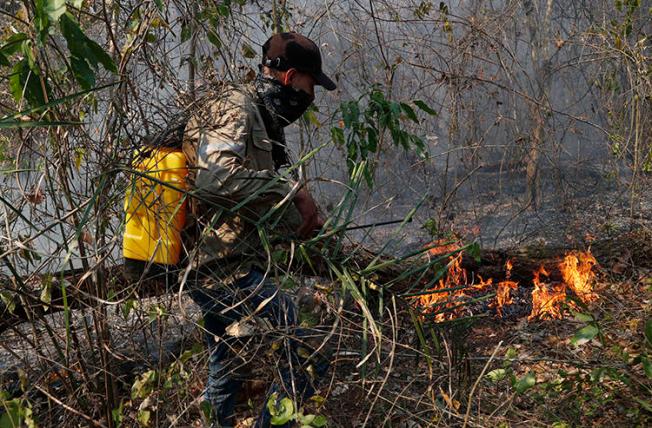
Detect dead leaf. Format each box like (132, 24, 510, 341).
(611, 262, 627, 275)
(81, 229, 94, 245)
(25, 187, 44, 204)
(225, 319, 256, 337)
(244, 67, 256, 83)
(439, 387, 460, 411)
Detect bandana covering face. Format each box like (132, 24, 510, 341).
(254, 74, 313, 127)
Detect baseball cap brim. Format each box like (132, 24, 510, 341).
(314, 71, 337, 91)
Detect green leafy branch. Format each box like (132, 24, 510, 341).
(1, 1, 116, 109)
(330, 87, 436, 187)
(266, 393, 327, 427)
(486, 347, 537, 395)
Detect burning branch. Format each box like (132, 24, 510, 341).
(414, 243, 599, 322)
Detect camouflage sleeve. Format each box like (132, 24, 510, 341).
(191, 89, 293, 208)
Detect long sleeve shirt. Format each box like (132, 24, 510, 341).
(182, 84, 302, 277)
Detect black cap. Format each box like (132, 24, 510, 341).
(262, 32, 336, 91)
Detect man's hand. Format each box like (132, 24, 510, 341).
(293, 187, 324, 239)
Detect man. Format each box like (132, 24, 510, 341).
(182, 32, 336, 427)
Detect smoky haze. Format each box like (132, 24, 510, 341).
(1, 0, 650, 276)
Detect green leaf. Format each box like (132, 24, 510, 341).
(645, 319, 652, 347)
(414, 99, 437, 116)
(153, 0, 164, 12)
(266, 393, 279, 416)
(0, 52, 9, 67)
(144, 32, 157, 43)
(571, 324, 599, 347)
(299, 414, 315, 425)
(389, 101, 401, 118)
(22, 40, 37, 70)
(0, 398, 22, 427)
(467, 242, 481, 262)
(131, 370, 157, 400)
(242, 42, 256, 59)
(267, 395, 295, 425)
(23, 405, 35, 428)
(137, 409, 151, 427)
(70, 55, 95, 90)
(312, 415, 327, 427)
(642, 356, 652, 379)
(330, 127, 345, 146)
(121, 299, 136, 318)
(342, 100, 360, 127)
(0, 33, 29, 56)
(303, 109, 321, 127)
(400, 102, 419, 123)
(199, 401, 212, 421)
(633, 396, 652, 413)
(111, 400, 125, 427)
(366, 126, 378, 152)
(309, 395, 326, 407)
(486, 368, 507, 383)
(9, 59, 29, 102)
(60, 13, 117, 74)
(573, 311, 594, 323)
(513, 372, 536, 394)
(40, 276, 52, 306)
(74, 147, 85, 170)
(9, 59, 47, 107)
(180, 23, 192, 43)
(33, 0, 51, 41)
(207, 30, 222, 48)
(82, 35, 116, 73)
(46, 0, 66, 22)
(0, 291, 16, 314)
(217, 4, 231, 16)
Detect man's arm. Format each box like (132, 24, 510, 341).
(294, 187, 323, 238)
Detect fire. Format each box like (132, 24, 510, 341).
(427, 240, 462, 257)
(417, 253, 468, 322)
(559, 251, 598, 303)
(416, 253, 514, 321)
(490, 259, 518, 317)
(528, 251, 598, 320)
(414, 244, 598, 322)
(493, 280, 518, 317)
(528, 265, 567, 320)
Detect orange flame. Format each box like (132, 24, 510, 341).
(559, 251, 598, 303)
(427, 240, 462, 258)
(473, 275, 494, 291)
(506, 259, 513, 272)
(490, 259, 518, 317)
(415, 244, 598, 322)
(528, 251, 598, 320)
(528, 265, 567, 320)
(493, 280, 518, 316)
(417, 253, 469, 322)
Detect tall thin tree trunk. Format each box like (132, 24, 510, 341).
(522, 0, 553, 210)
(526, 109, 544, 209)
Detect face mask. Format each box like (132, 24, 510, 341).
(254, 74, 313, 127)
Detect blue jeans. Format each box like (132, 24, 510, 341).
(190, 268, 327, 428)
